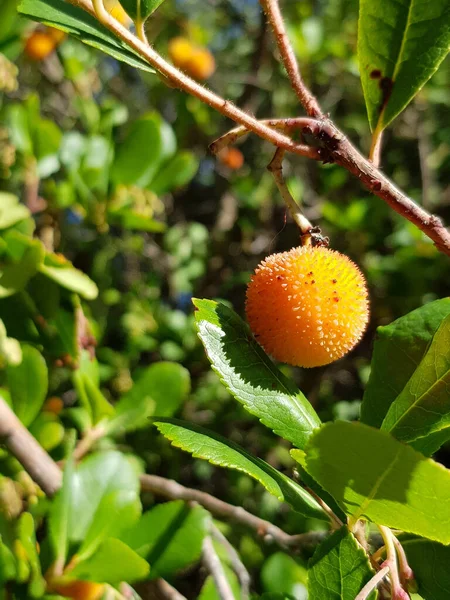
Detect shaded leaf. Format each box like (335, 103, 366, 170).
(121, 500, 208, 579)
(402, 536, 450, 600)
(358, 0, 450, 131)
(112, 115, 163, 187)
(154, 418, 327, 520)
(193, 299, 321, 449)
(381, 314, 450, 450)
(18, 0, 155, 72)
(305, 421, 450, 544)
(150, 151, 199, 195)
(308, 528, 376, 600)
(361, 299, 450, 428)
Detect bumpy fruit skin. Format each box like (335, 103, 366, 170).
(24, 32, 56, 61)
(168, 37, 215, 80)
(246, 245, 369, 368)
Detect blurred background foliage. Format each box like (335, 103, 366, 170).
(0, 0, 449, 596)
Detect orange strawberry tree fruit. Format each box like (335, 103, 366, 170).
(1, 0, 450, 598)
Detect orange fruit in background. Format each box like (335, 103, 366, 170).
(24, 31, 56, 61)
(51, 580, 105, 600)
(246, 245, 369, 368)
(47, 27, 66, 44)
(218, 147, 244, 170)
(168, 37, 215, 81)
(43, 397, 64, 415)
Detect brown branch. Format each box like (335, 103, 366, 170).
(69, 0, 316, 160)
(68, 0, 450, 255)
(140, 474, 325, 549)
(209, 117, 319, 155)
(210, 524, 251, 600)
(307, 119, 450, 256)
(259, 0, 322, 118)
(202, 535, 236, 600)
(0, 397, 62, 496)
(152, 579, 188, 600)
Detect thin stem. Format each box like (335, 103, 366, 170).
(392, 535, 414, 584)
(354, 566, 390, 600)
(153, 579, 188, 600)
(369, 126, 383, 167)
(268, 148, 314, 234)
(210, 524, 251, 600)
(210, 117, 318, 155)
(70, 0, 314, 159)
(379, 526, 409, 600)
(259, 0, 322, 117)
(302, 484, 343, 529)
(140, 474, 325, 549)
(135, 18, 147, 44)
(202, 535, 235, 600)
(69, 0, 450, 256)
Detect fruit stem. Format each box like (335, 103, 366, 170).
(267, 147, 313, 235)
(378, 526, 410, 599)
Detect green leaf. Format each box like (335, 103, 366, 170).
(150, 151, 199, 195)
(107, 362, 190, 435)
(306, 421, 450, 543)
(7, 344, 48, 427)
(5, 104, 33, 155)
(261, 552, 308, 599)
(381, 313, 450, 451)
(361, 298, 450, 428)
(0, 233, 45, 298)
(112, 115, 163, 187)
(40, 254, 98, 300)
(18, 0, 155, 72)
(358, 0, 450, 131)
(121, 500, 208, 579)
(402, 536, 450, 600)
(17, 513, 46, 597)
(120, 0, 167, 21)
(49, 458, 75, 565)
(66, 452, 141, 551)
(154, 418, 327, 520)
(69, 537, 149, 584)
(0, 194, 30, 230)
(308, 528, 376, 600)
(29, 413, 65, 451)
(193, 299, 321, 449)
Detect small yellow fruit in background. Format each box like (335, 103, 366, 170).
(24, 31, 56, 61)
(168, 37, 215, 81)
(246, 245, 369, 368)
(105, 0, 133, 27)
